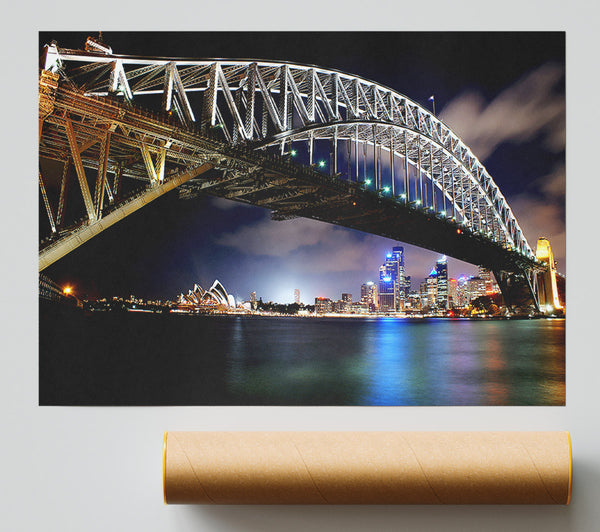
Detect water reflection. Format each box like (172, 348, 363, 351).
(222, 317, 565, 406)
(40, 309, 565, 405)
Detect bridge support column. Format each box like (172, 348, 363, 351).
(493, 268, 541, 315)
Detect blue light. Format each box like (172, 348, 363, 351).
(386, 253, 392, 258)
(383, 276, 392, 282)
(429, 269, 438, 276)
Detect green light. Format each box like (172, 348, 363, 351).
(290, 149, 297, 156)
(383, 186, 390, 193)
(416, 199, 421, 205)
(365, 179, 372, 185)
(318, 160, 326, 168)
(400, 193, 406, 199)
(441, 210, 446, 216)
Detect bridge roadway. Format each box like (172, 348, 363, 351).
(39, 79, 538, 279)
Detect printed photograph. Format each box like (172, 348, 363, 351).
(38, 31, 565, 405)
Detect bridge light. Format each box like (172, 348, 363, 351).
(441, 210, 446, 216)
(415, 199, 421, 205)
(400, 193, 406, 199)
(318, 160, 326, 168)
(365, 179, 372, 186)
(290, 149, 297, 156)
(383, 186, 390, 193)
(63, 286, 72, 295)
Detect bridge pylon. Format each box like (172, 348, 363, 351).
(492, 237, 563, 317)
(535, 237, 564, 315)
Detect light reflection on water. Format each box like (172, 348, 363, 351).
(223, 317, 565, 406)
(39, 310, 565, 406)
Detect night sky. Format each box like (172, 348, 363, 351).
(39, 32, 565, 304)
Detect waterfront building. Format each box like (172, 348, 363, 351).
(455, 276, 470, 307)
(405, 291, 421, 310)
(378, 246, 406, 311)
(294, 288, 300, 304)
(250, 291, 257, 303)
(436, 256, 449, 309)
(448, 278, 458, 308)
(478, 267, 500, 294)
(420, 269, 438, 310)
(177, 280, 236, 311)
(352, 301, 370, 313)
(466, 276, 487, 303)
(314, 297, 333, 314)
(361, 281, 378, 311)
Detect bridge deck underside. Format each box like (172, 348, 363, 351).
(39, 83, 537, 276)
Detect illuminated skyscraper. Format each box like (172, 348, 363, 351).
(435, 256, 448, 309)
(361, 282, 378, 311)
(378, 246, 406, 311)
(294, 288, 300, 304)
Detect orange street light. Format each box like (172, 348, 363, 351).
(63, 286, 72, 295)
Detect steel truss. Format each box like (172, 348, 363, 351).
(42, 42, 533, 260)
(39, 40, 546, 311)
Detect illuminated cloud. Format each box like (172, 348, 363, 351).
(216, 214, 477, 282)
(440, 63, 565, 161)
(210, 197, 254, 210)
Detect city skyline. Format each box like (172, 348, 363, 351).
(39, 32, 565, 305)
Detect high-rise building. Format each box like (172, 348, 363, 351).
(250, 291, 257, 303)
(361, 282, 378, 311)
(435, 256, 448, 309)
(426, 270, 438, 309)
(378, 246, 406, 311)
(314, 297, 332, 314)
(466, 276, 487, 303)
(294, 288, 300, 304)
(478, 266, 499, 294)
(448, 278, 458, 308)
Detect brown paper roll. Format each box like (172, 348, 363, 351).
(163, 431, 572, 505)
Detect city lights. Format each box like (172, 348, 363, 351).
(365, 179, 372, 185)
(318, 160, 326, 168)
(383, 186, 390, 193)
(63, 286, 72, 295)
(290, 149, 297, 156)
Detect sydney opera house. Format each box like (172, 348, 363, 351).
(176, 280, 236, 312)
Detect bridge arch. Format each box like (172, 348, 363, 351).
(42, 46, 533, 260)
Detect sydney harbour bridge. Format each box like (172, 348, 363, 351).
(38, 37, 563, 315)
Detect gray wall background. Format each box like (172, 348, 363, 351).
(3, 2, 599, 530)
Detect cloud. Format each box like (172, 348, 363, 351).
(217, 217, 338, 258)
(216, 214, 478, 283)
(536, 163, 566, 199)
(209, 197, 254, 210)
(440, 63, 565, 161)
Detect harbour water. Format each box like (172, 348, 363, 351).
(39, 309, 565, 406)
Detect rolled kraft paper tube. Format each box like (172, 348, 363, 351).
(163, 431, 572, 505)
